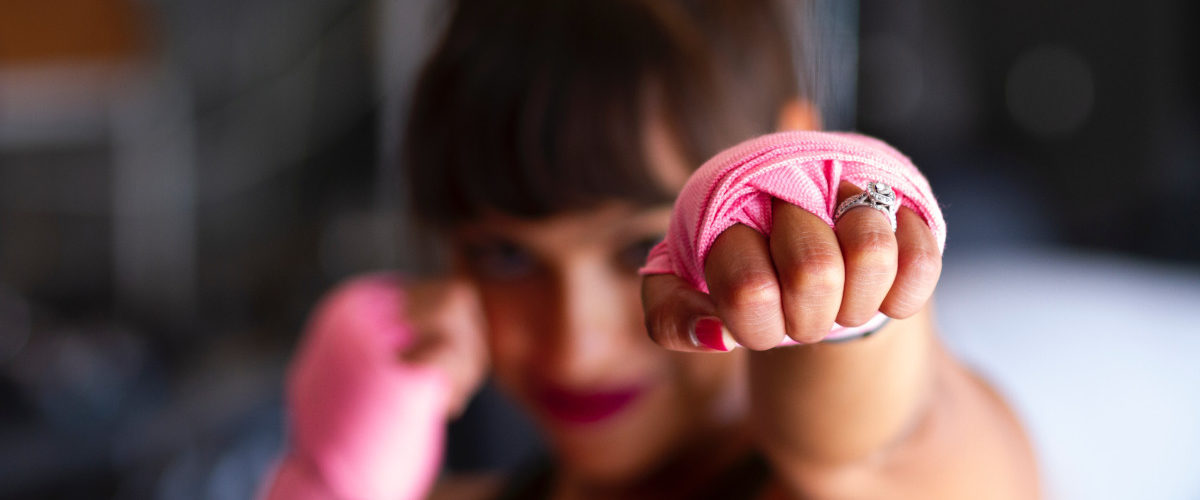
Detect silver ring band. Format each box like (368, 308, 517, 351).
(834, 181, 899, 231)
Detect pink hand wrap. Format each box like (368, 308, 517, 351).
(640, 131, 946, 342)
(263, 131, 947, 498)
(262, 274, 449, 500)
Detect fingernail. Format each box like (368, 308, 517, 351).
(691, 317, 738, 351)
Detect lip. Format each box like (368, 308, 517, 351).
(533, 382, 647, 425)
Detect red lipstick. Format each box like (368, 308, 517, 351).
(534, 383, 645, 425)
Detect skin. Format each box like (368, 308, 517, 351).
(451, 205, 752, 499)
(413, 102, 1040, 499)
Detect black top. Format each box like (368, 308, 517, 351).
(493, 452, 772, 500)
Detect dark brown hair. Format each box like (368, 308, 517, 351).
(404, 0, 803, 227)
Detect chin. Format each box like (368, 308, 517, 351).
(539, 391, 684, 486)
(552, 428, 663, 485)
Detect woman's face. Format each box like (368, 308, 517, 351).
(451, 121, 747, 483)
(455, 204, 745, 482)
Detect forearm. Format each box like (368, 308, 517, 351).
(747, 307, 937, 467)
(748, 305, 1040, 498)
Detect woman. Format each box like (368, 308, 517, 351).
(265, 0, 1039, 498)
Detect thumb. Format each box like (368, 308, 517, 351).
(642, 273, 739, 352)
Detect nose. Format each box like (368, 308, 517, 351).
(540, 260, 635, 385)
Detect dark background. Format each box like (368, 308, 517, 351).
(857, 0, 1199, 261)
(0, 0, 1195, 498)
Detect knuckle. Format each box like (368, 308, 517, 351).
(642, 302, 676, 344)
(902, 246, 943, 281)
(787, 320, 828, 344)
(741, 331, 784, 351)
(883, 249, 941, 319)
(848, 234, 898, 275)
(852, 228, 898, 257)
(838, 311, 872, 327)
(796, 331, 828, 344)
(777, 247, 842, 293)
(882, 293, 922, 319)
(719, 271, 781, 312)
(801, 253, 844, 297)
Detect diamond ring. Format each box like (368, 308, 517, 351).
(834, 181, 900, 231)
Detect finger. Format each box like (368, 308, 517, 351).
(399, 334, 474, 417)
(401, 320, 484, 410)
(770, 198, 845, 344)
(642, 273, 734, 352)
(400, 279, 488, 416)
(704, 224, 787, 350)
(834, 182, 899, 326)
(880, 207, 942, 318)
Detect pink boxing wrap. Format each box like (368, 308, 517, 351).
(262, 274, 450, 500)
(640, 131, 946, 342)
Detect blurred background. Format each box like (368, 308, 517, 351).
(0, 0, 1196, 498)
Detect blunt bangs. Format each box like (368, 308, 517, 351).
(404, 0, 800, 228)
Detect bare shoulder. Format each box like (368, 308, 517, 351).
(428, 474, 504, 500)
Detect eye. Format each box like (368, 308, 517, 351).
(463, 240, 538, 281)
(615, 235, 664, 273)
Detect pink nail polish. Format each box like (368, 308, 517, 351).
(692, 317, 733, 351)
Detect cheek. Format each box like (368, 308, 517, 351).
(480, 272, 655, 381)
(478, 282, 543, 384)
